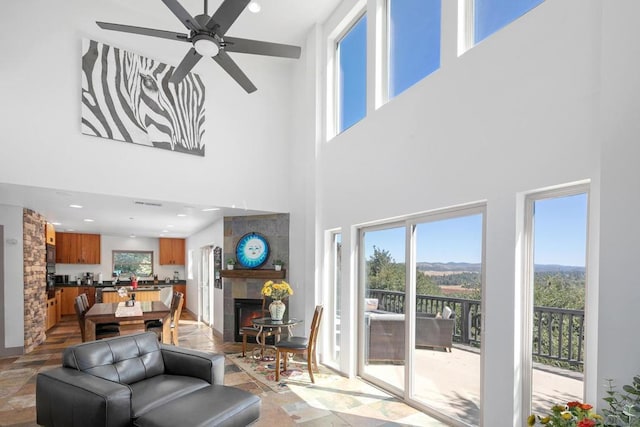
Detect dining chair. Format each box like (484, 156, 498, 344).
(240, 297, 276, 358)
(74, 296, 120, 342)
(78, 293, 120, 329)
(146, 291, 183, 345)
(275, 305, 323, 383)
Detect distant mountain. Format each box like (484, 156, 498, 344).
(416, 262, 482, 272)
(416, 262, 585, 273)
(533, 264, 585, 273)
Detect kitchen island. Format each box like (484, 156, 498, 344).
(101, 286, 162, 303)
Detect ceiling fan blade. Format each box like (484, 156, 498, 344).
(169, 48, 203, 84)
(223, 37, 301, 59)
(206, 0, 250, 35)
(97, 22, 189, 41)
(213, 50, 257, 93)
(160, 0, 203, 32)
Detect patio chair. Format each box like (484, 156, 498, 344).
(275, 305, 323, 383)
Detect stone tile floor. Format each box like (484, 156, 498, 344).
(0, 313, 445, 426)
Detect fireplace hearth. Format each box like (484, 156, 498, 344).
(234, 298, 274, 344)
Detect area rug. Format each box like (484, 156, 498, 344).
(227, 352, 336, 393)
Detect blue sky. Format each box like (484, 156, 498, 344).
(364, 193, 588, 267)
(346, 1, 587, 267)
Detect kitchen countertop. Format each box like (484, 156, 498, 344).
(101, 286, 163, 292)
(55, 280, 186, 287)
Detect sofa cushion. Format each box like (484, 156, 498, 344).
(63, 332, 164, 384)
(130, 374, 209, 418)
(133, 384, 261, 427)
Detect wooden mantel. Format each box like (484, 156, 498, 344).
(220, 269, 286, 279)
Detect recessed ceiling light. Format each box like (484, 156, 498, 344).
(129, 234, 136, 238)
(201, 207, 220, 212)
(83, 218, 95, 222)
(177, 214, 187, 217)
(248, 1, 261, 13)
(51, 222, 62, 226)
(66, 228, 75, 232)
(69, 204, 83, 209)
(167, 224, 174, 228)
(162, 230, 169, 233)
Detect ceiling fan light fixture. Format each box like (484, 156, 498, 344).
(248, 2, 261, 13)
(194, 37, 219, 57)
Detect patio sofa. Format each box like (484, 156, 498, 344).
(36, 332, 260, 427)
(364, 310, 455, 363)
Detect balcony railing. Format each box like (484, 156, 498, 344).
(366, 289, 584, 368)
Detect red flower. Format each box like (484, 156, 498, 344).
(567, 401, 581, 408)
(580, 403, 593, 410)
(577, 419, 596, 427)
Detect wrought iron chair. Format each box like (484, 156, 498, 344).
(275, 305, 323, 383)
(240, 296, 276, 358)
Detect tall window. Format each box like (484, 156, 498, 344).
(525, 189, 588, 416)
(388, 0, 441, 98)
(338, 14, 367, 133)
(474, 0, 544, 44)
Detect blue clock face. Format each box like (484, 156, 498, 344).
(236, 233, 269, 268)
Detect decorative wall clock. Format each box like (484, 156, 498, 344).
(236, 232, 270, 268)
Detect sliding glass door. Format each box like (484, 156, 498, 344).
(358, 206, 484, 424)
(361, 225, 406, 393)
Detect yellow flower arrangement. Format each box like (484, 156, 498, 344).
(261, 280, 293, 301)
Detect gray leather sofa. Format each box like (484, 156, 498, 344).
(36, 332, 260, 427)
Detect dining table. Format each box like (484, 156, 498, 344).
(84, 301, 171, 343)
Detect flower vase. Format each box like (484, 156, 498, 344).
(269, 300, 286, 321)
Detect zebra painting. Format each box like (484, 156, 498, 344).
(81, 39, 205, 156)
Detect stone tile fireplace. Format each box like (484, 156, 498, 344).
(222, 214, 289, 342)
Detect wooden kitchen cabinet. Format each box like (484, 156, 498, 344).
(60, 287, 79, 316)
(159, 238, 185, 265)
(55, 232, 101, 264)
(46, 297, 57, 330)
(45, 223, 56, 245)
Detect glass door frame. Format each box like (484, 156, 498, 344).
(521, 183, 590, 418)
(356, 203, 486, 425)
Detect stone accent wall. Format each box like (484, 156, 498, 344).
(223, 214, 289, 342)
(23, 209, 46, 352)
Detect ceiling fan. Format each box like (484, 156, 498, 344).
(96, 0, 302, 93)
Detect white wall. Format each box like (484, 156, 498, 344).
(0, 0, 293, 213)
(286, 0, 637, 425)
(0, 0, 297, 349)
(0, 205, 24, 349)
(597, 0, 640, 408)
(186, 220, 224, 334)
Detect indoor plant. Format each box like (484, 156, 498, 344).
(272, 259, 284, 271)
(261, 280, 293, 321)
(226, 258, 236, 270)
(528, 401, 603, 426)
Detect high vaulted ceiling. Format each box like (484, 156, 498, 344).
(0, 0, 342, 239)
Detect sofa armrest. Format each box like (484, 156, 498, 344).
(36, 367, 131, 427)
(160, 345, 225, 385)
